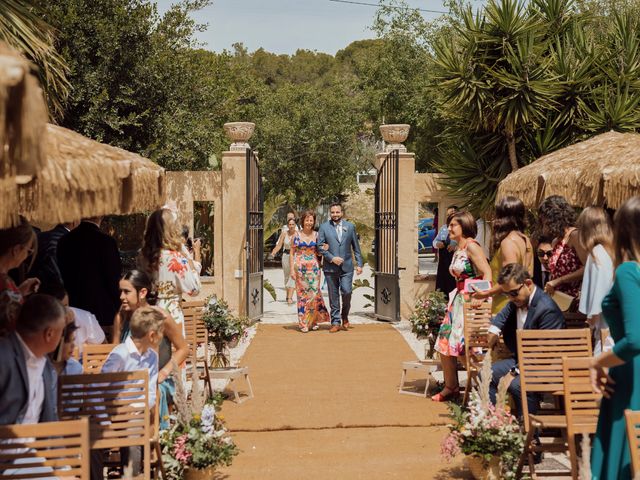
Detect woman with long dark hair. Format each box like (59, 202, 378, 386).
(538, 195, 587, 299)
(590, 197, 640, 479)
(473, 196, 533, 314)
(113, 269, 189, 429)
(139, 208, 201, 332)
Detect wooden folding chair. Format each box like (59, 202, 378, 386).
(58, 371, 151, 480)
(462, 301, 492, 406)
(82, 343, 117, 373)
(625, 410, 640, 478)
(182, 300, 212, 397)
(562, 357, 601, 480)
(0, 418, 90, 479)
(516, 328, 592, 478)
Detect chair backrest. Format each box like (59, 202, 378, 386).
(58, 370, 151, 453)
(562, 357, 601, 435)
(517, 328, 592, 430)
(463, 301, 492, 366)
(625, 410, 640, 478)
(183, 299, 207, 344)
(82, 344, 117, 373)
(0, 418, 90, 479)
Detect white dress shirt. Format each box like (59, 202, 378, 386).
(15, 333, 47, 424)
(101, 337, 158, 407)
(489, 286, 536, 335)
(70, 307, 105, 354)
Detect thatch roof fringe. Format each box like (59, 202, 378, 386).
(497, 131, 640, 209)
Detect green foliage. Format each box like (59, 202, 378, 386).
(263, 279, 277, 301)
(408, 290, 447, 337)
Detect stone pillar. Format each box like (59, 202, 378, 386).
(378, 124, 417, 319)
(220, 122, 255, 315)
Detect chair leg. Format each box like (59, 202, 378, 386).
(231, 378, 241, 403)
(517, 426, 535, 478)
(567, 431, 578, 480)
(462, 371, 474, 407)
(244, 373, 254, 399)
(155, 441, 166, 480)
(203, 358, 213, 399)
(399, 368, 407, 393)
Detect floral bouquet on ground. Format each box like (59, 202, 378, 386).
(408, 290, 447, 358)
(441, 355, 524, 480)
(161, 366, 238, 479)
(201, 295, 250, 367)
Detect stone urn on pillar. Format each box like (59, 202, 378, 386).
(223, 121, 255, 151)
(379, 124, 410, 152)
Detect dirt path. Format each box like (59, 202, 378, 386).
(218, 324, 472, 479)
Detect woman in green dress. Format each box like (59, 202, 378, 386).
(591, 196, 640, 480)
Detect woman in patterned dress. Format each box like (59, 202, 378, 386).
(537, 195, 587, 300)
(290, 210, 330, 332)
(433, 211, 492, 402)
(139, 208, 201, 334)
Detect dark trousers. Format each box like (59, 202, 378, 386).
(325, 271, 353, 325)
(489, 357, 540, 418)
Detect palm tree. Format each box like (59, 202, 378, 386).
(0, 0, 69, 117)
(433, 0, 561, 172)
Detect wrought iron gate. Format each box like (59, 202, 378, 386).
(246, 149, 264, 321)
(374, 149, 400, 321)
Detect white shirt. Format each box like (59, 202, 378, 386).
(70, 307, 105, 354)
(15, 333, 47, 424)
(489, 286, 536, 335)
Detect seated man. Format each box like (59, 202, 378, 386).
(0, 294, 66, 425)
(487, 263, 565, 417)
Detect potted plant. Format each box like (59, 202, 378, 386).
(408, 291, 447, 359)
(201, 295, 249, 368)
(161, 366, 238, 479)
(440, 355, 524, 480)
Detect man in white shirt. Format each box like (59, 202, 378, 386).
(486, 263, 565, 417)
(0, 294, 66, 425)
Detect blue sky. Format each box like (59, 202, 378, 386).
(154, 0, 484, 55)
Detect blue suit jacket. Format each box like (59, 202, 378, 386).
(317, 220, 363, 274)
(0, 332, 58, 425)
(491, 287, 565, 361)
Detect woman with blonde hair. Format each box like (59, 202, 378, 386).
(577, 207, 614, 354)
(590, 197, 640, 479)
(139, 208, 201, 331)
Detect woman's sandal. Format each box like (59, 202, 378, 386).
(287, 297, 294, 305)
(431, 387, 460, 402)
(300, 327, 309, 333)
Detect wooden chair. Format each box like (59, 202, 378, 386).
(182, 300, 212, 397)
(562, 357, 601, 480)
(82, 343, 117, 373)
(0, 418, 90, 479)
(516, 328, 592, 478)
(58, 371, 151, 479)
(462, 301, 492, 406)
(625, 410, 640, 478)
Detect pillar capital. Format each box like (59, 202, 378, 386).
(223, 122, 255, 151)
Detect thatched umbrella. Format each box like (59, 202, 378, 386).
(18, 124, 166, 225)
(0, 42, 48, 227)
(497, 131, 640, 209)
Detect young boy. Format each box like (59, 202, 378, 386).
(101, 306, 164, 407)
(101, 306, 164, 478)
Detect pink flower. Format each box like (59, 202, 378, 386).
(441, 431, 462, 461)
(174, 434, 192, 465)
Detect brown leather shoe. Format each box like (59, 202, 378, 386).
(329, 325, 341, 333)
(342, 321, 350, 330)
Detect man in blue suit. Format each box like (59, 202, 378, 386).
(487, 263, 565, 416)
(318, 203, 363, 333)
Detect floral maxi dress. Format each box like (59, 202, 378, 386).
(292, 234, 330, 329)
(435, 242, 479, 357)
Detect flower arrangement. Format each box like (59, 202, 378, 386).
(161, 365, 238, 479)
(201, 295, 249, 367)
(408, 290, 447, 358)
(441, 355, 524, 480)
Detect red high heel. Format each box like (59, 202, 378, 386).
(431, 387, 460, 402)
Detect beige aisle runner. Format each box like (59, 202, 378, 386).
(218, 324, 471, 479)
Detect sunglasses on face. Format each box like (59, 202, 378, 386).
(506, 284, 525, 298)
(537, 250, 553, 258)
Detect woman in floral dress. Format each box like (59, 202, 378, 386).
(139, 208, 201, 334)
(290, 210, 330, 332)
(433, 211, 492, 402)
